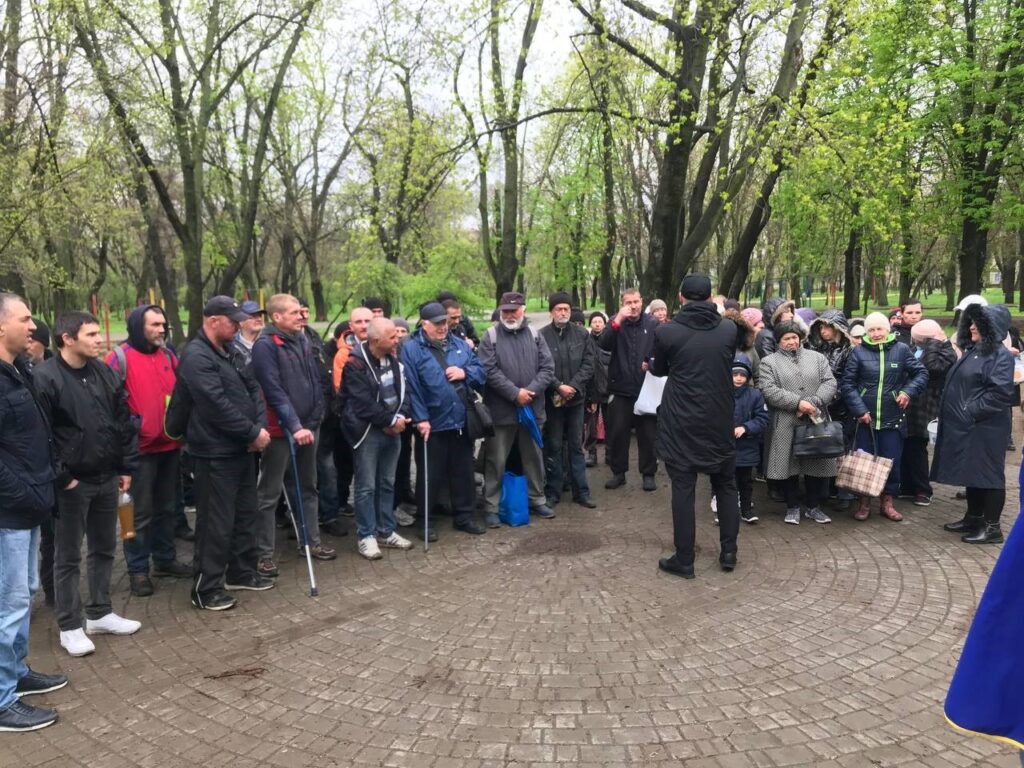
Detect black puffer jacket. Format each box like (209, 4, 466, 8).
(176, 330, 267, 458)
(597, 312, 659, 398)
(841, 334, 928, 431)
(931, 304, 1015, 489)
(807, 309, 853, 417)
(34, 355, 138, 487)
(0, 358, 56, 528)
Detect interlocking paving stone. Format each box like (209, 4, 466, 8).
(9, 441, 1024, 767)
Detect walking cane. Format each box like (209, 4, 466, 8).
(422, 431, 430, 553)
(285, 432, 319, 597)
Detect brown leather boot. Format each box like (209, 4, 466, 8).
(853, 496, 870, 521)
(879, 494, 903, 521)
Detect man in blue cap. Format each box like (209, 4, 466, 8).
(232, 300, 266, 366)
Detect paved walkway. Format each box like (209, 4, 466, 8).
(9, 444, 1023, 767)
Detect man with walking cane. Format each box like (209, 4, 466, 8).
(177, 297, 272, 611)
(400, 302, 488, 542)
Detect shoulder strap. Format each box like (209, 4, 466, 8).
(112, 344, 128, 381)
(487, 325, 497, 345)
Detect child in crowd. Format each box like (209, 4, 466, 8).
(732, 355, 768, 523)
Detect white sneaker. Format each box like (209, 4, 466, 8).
(805, 507, 832, 524)
(784, 508, 801, 525)
(86, 613, 141, 636)
(358, 536, 383, 560)
(378, 532, 413, 550)
(59, 629, 96, 657)
(394, 506, 416, 527)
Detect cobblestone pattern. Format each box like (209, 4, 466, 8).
(9, 444, 1023, 767)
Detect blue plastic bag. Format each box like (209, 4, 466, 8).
(499, 471, 529, 527)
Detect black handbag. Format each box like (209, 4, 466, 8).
(460, 384, 494, 440)
(793, 410, 846, 458)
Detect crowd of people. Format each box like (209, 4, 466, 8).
(0, 281, 1016, 733)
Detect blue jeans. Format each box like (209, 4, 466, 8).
(855, 427, 903, 496)
(0, 526, 39, 709)
(543, 404, 590, 501)
(353, 429, 400, 539)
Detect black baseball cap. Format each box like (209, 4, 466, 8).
(203, 296, 249, 322)
(419, 301, 448, 324)
(499, 292, 526, 311)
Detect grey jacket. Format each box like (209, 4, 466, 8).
(479, 321, 555, 426)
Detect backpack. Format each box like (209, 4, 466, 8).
(110, 343, 175, 381)
(163, 375, 192, 441)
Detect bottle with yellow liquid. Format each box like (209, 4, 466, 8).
(117, 490, 136, 540)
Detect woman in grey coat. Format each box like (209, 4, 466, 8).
(758, 320, 839, 525)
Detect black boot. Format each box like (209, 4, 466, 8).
(962, 523, 1004, 544)
(943, 516, 984, 534)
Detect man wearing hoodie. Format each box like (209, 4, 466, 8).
(36, 312, 141, 656)
(652, 275, 743, 579)
(252, 294, 336, 576)
(0, 293, 67, 732)
(106, 304, 190, 597)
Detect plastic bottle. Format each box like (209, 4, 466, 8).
(117, 490, 136, 540)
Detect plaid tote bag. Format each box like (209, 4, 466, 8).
(836, 426, 894, 497)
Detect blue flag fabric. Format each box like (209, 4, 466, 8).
(517, 405, 544, 449)
(944, 459, 1024, 750)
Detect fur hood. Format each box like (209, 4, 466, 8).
(808, 309, 851, 348)
(723, 308, 756, 349)
(957, 303, 1010, 356)
(761, 297, 785, 329)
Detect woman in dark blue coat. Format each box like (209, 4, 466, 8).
(934, 304, 1015, 543)
(841, 312, 927, 521)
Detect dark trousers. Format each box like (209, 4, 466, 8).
(394, 428, 414, 507)
(783, 475, 828, 509)
(900, 436, 932, 497)
(966, 487, 1005, 524)
(192, 454, 259, 597)
(39, 519, 55, 602)
(317, 421, 341, 524)
(124, 450, 180, 574)
(544, 404, 590, 501)
(736, 466, 754, 512)
(584, 403, 606, 454)
(415, 430, 477, 527)
(855, 427, 903, 496)
(54, 478, 118, 631)
(605, 394, 658, 476)
(335, 431, 355, 508)
(667, 460, 739, 568)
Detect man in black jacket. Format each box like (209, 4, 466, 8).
(540, 292, 596, 508)
(252, 294, 336, 576)
(651, 275, 741, 580)
(178, 296, 272, 611)
(0, 293, 66, 732)
(598, 287, 660, 491)
(36, 312, 141, 657)
(340, 318, 413, 559)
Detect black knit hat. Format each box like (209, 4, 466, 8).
(549, 291, 572, 311)
(773, 319, 806, 343)
(30, 319, 51, 348)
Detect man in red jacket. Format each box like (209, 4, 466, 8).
(107, 305, 191, 597)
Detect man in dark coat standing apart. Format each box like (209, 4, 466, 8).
(651, 275, 741, 579)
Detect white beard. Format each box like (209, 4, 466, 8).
(502, 317, 524, 331)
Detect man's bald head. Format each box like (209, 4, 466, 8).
(366, 317, 398, 357)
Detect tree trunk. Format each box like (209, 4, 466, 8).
(842, 224, 861, 317)
(944, 261, 957, 312)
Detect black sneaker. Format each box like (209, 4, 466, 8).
(130, 574, 154, 597)
(642, 475, 657, 492)
(605, 473, 626, 489)
(191, 590, 237, 611)
(416, 526, 439, 542)
(320, 519, 349, 537)
(530, 504, 556, 519)
(0, 700, 58, 732)
(575, 496, 598, 509)
(225, 574, 275, 591)
(16, 669, 68, 698)
(152, 560, 192, 578)
(740, 511, 759, 524)
(339, 504, 355, 518)
(454, 520, 486, 535)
